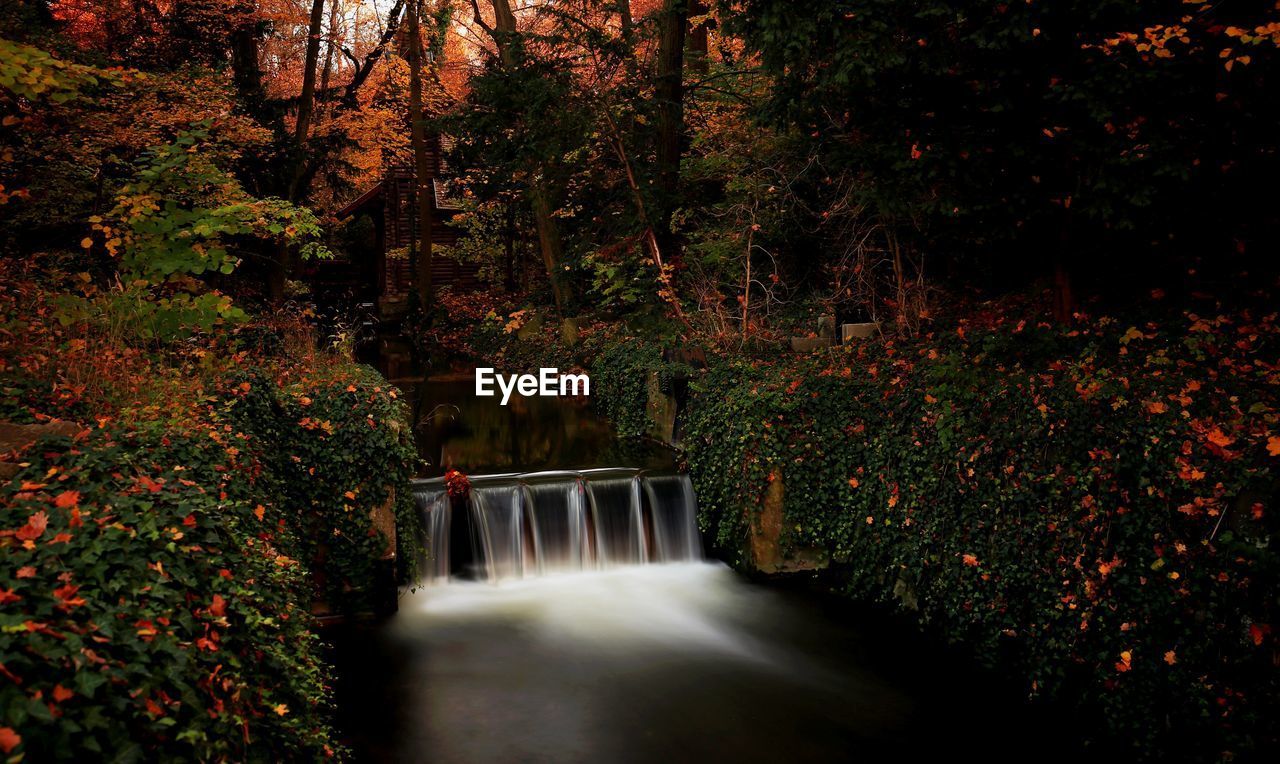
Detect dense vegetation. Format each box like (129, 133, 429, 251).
(0, 260, 418, 759)
(4, 0, 1280, 761)
(590, 292, 1280, 760)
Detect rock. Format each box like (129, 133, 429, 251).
(645, 371, 678, 444)
(817, 314, 836, 339)
(371, 490, 398, 561)
(516, 313, 544, 341)
(789, 336, 834, 353)
(0, 420, 85, 481)
(893, 577, 920, 611)
(747, 474, 829, 574)
(560, 317, 580, 347)
(840, 322, 880, 342)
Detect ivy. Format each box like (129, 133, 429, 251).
(223, 364, 420, 609)
(675, 308, 1280, 760)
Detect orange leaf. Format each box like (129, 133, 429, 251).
(1163, 650, 1177, 666)
(0, 727, 21, 754)
(52, 685, 73, 703)
(962, 554, 980, 567)
(15, 511, 48, 541)
(209, 594, 226, 618)
(1206, 428, 1234, 448)
(53, 584, 86, 608)
(1267, 436, 1280, 457)
(54, 490, 80, 508)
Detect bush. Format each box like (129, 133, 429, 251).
(676, 301, 1279, 760)
(589, 341, 664, 438)
(0, 428, 337, 761)
(223, 364, 420, 608)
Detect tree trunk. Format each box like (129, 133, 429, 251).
(686, 1, 709, 74)
(486, 0, 572, 313)
(294, 0, 326, 145)
(231, 13, 266, 118)
(408, 0, 434, 309)
(655, 0, 688, 264)
(318, 0, 340, 123)
(530, 184, 568, 314)
(504, 200, 517, 292)
(340, 0, 406, 110)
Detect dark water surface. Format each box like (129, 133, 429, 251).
(408, 378, 675, 477)
(331, 564, 1078, 763)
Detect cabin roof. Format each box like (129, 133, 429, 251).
(334, 183, 384, 219)
(334, 176, 461, 220)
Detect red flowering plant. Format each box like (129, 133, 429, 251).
(444, 467, 472, 499)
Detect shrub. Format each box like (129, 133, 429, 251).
(0, 429, 337, 761)
(589, 341, 664, 438)
(223, 364, 420, 608)
(677, 301, 1279, 760)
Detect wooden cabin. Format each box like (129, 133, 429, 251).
(327, 136, 482, 318)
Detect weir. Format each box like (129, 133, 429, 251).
(411, 469, 701, 584)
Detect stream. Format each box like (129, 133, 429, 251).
(331, 376, 1081, 763)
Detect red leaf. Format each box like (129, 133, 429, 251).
(0, 727, 20, 754)
(15, 511, 48, 541)
(209, 594, 226, 618)
(53, 490, 80, 508)
(1250, 623, 1271, 646)
(53, 584, 85, 609)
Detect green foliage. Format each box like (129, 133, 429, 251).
(590, 341, 664, 438)
(0, 428, 338, 761)
(52, 287, 248, 343)
(589, 339, 697, 438)
(679, 303, 1280, 760)
(0, 37, 125, 104)
(224, 364, 420, 608)
(91, 122, 330, 283)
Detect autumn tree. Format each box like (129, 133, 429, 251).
(732, 0, 1280, 314)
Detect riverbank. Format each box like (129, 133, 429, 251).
(615, 296, 1279, 761)
(0, 260, 419, 759)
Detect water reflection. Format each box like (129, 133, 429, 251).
(410, 379, 674, 476)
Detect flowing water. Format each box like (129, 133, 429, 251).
(332, 376, 1076, 762)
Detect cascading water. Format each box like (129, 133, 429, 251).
(413, 468, 700, 584)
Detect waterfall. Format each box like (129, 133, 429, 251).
(411, 469, 701, 585)
(417, 487, 450, 585)
(643, 473, 701, 562)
